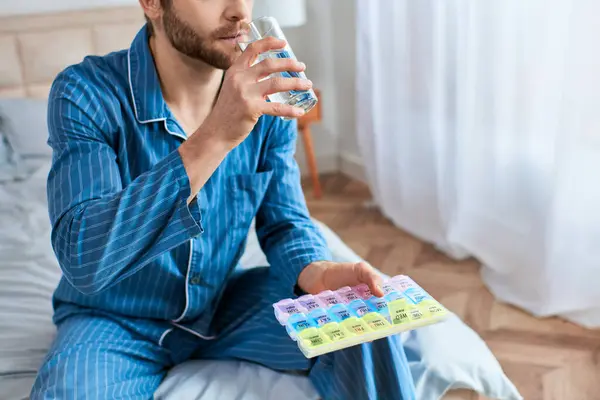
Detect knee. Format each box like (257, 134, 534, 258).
(30, 356, 64, 399)
(31, 346, 105, 400)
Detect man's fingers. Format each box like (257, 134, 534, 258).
(251, 57, 306, 80)
(302, 260, 385, 296)
(260, 102, 305, 119)
(355, 262, 384, 297)
(238, 36, 287, 67)
(256, 76, 313, 97)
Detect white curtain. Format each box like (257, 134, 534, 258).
(356, 0, 600, 328)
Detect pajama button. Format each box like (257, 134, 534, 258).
(189, 275, 214, 288)
(190, 276, 202, 285)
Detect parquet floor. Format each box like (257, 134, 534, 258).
(302, 173, 600, 400)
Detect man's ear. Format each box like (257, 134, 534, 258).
(139, 0, 162, 21)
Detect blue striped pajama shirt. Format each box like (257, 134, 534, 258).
(31, 25, 416, 400)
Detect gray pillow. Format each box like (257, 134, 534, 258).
(0, 112, 28, 182)
(0, 98, 50, 159)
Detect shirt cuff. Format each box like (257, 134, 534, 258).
(283, 247, 332, 293)
(170, 151, 204, 237)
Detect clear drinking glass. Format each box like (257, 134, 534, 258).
(238, 16, 318, 116)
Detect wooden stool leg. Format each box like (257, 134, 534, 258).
(300, 125, 323, 199)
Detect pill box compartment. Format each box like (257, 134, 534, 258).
(273, 275, 450, 358)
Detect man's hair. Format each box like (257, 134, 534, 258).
(145, 15, 152, 35)
(145, 0, 172, 36)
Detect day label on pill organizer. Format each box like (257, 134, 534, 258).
(294, 320, 312, 330)
(409, 308, 425, 321)
(337, 286, 360, 303)
(273, 274, 450, 358)
(363, 312, 390, 330)
(297, 295, 323, 311)
(322, 323, 348, 342)
(341, 318, 369, 335)
(388, 298, 412, 325)
(381, 283, 397, 295)
(299, 328, 329, 348)
(348, 299, 370, 317)
(329, 304, 352, 322)
(317, 291, 342, 306)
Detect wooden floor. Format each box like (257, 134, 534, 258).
(303, 173, 600, 400)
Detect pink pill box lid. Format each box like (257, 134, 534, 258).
(273, 298, 307, 324)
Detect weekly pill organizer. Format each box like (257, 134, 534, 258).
(273, 275, 450, 358)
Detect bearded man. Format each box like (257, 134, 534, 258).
(31, 1, 416, 399)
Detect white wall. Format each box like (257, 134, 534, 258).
(284, 0, 340, 175)
(286, 0, 365, 180)
(329, 0, 365, 181)
(0, 0, 137, 16)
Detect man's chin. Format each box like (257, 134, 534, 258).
(218, 45, 242, 59)
(213, 55, 238, 70)
(177, 42, 240, 70)
(191, 50, 237, 70)
(211, 49, 241, 70)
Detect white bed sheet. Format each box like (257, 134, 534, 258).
(0, 161, 61, 400)
(0, 161, 521, 400)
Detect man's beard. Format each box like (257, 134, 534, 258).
(162, 6, 240, 70)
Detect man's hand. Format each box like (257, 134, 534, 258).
(297, 261, 385, 298)
(179, 36, 311, 197)
(202, 36, 311, 148)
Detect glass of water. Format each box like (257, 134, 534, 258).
(238, 16, 318, 116)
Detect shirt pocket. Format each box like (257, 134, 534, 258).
(228, 169, 274, 224)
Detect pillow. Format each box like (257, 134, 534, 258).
(0, 118, 29, 182)
(0, 98, 51, 158)
(404, 315, 521, 399)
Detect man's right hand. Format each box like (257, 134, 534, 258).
(202, 36, 312, 148)
(178, 36, 311, 199)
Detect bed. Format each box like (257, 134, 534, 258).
(0, 6, 521, 400)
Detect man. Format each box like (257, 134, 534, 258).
(31, 1, 416, 399)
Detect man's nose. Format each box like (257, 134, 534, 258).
(224, 0, 251, 23)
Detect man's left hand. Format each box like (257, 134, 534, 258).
(297, 261, 385, 298)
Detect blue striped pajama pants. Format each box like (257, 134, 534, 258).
(31, 267, 417, 400)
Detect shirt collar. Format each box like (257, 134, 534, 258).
(127, 24, 169, 123)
